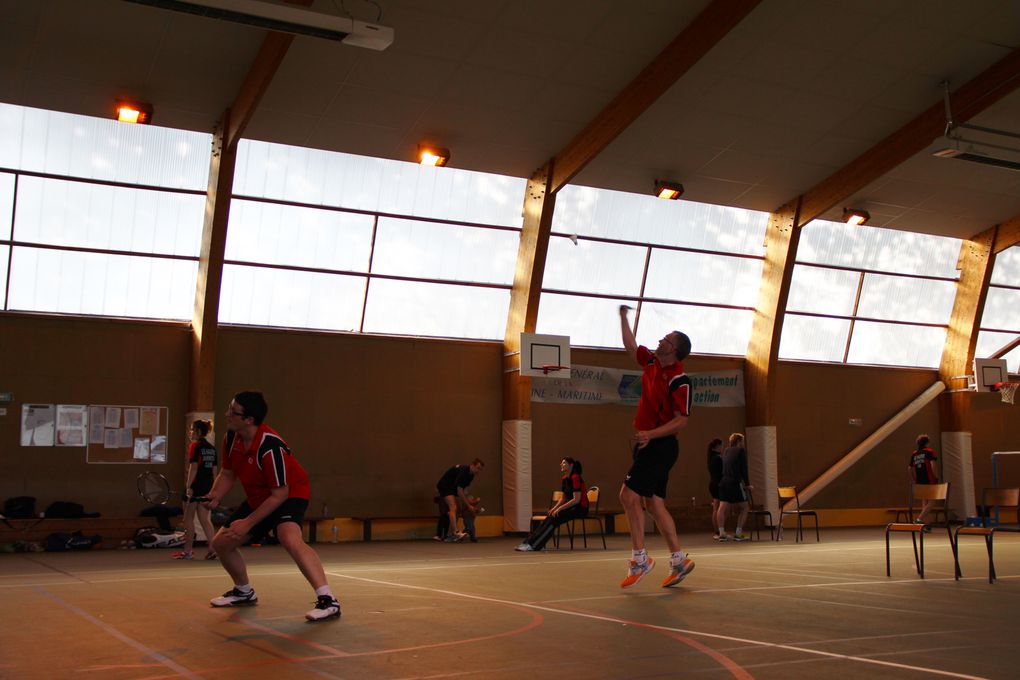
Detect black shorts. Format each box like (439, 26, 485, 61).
(624, 436, 679, 499)
(718, 479, 747, 504)
(227, 498, 308, 541)
(186, 481, 212, 502)
(708, 480, 720, 500)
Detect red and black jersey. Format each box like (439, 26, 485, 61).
(911, 447, 938, 484)
(633, 345, 692, 430)
(222, 423, 311, 508)
(561, 472, 589, 511)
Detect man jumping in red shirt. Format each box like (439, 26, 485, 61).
(204, 390, 340, 621)
(618, 306, 695, 589)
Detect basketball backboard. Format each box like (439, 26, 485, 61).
(974, 358, 1009, 392)
(520, 333, 570, 378)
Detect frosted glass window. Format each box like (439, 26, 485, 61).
(975, 330, 1020, 373)
(8, 248, 197, 319)
(639, 302, 753, 357)
(981, 287, 1020, 331)
(798, 219, 962, 278)
(372, 217, 518, 284)
(846, 321, 946, 368)
(0, 103, 210, 190)
(15, 176, 204, 256)
(362, 279, 510, 339)
(553, 184, 768, 255)
(991, 246, 1020, 286)
(234, 140, 526, 227)
(226, 200, 373, 271)
(787, 265, 858, 315)
(0, 172, 13, 240)
(537, 294, 630, 348)
(543, 236, 646, 296)
(219, 265, 366, 331)
(779, 315, 852, 362)
(645, 251, 763, 306)
(857, 274, 956, 324)
(0, 245, 8, 305)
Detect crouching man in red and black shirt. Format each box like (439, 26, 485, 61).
(203, 390, 340, 622)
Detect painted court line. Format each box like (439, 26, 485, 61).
(329, 571, 990, 680)
(35, 587, 203, 680)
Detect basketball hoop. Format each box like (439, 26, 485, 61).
(541, 365, 568, 375)
(992, 381, 1019, 404)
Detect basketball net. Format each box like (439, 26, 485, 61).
(994, 381, 1019, 405)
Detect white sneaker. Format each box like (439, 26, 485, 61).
(514, 543, 534, 552)
(210, 587, 257, 607)
(305, 595, 341, 621)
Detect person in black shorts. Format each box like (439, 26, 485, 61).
(434, 459, 484, 542)
(618, 305, 695, 589)
(706, 438, 724, 540)
(909, 434, 939, 523)
(172, 419, 218, 560)
(715, 433, 751, 541)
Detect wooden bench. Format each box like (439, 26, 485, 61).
(351, 516, 437, 541)
(0, 516, 160, 549)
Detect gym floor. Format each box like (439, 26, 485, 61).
(1, 528, 1017, 679)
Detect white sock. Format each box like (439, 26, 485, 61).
(735, 527, 743, 535)
(632, 548, 647, 563)
(670, 551, 686, 566)
(235, 583, 253, 593)
(315, 585, 333, 598)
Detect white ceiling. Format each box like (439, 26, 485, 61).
(2, 0, 1019, 239)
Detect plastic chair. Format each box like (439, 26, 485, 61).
(777, 486, 819, 542)
(745, 487, 774, 541)
(885, 482, 951, 578)
(953, 487, 1019, 583)
(565, 486, 607, 550)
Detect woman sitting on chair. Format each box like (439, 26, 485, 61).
(515, 458, 588, 552)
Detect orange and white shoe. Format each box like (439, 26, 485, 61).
(661, 557, 695, 588)
(620, 557, 655, 589)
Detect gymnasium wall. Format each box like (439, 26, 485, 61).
(1, 314, 1018, 520)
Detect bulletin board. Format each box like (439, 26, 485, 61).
(85, 405, 169, 464)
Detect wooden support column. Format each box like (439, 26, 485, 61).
(186, 29, 299, 415)
(745, 199, 801, 427)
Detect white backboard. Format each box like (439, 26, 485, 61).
(520, 333, 570, 378)
(974, 357, 1009, 392)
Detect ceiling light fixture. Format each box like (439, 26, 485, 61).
(417, 144, 450, 167)
(842, 207, 870, 226)
(654, 179, 684, 200)
(114, 100, 153, 124)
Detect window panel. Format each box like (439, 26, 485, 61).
(235, 140, 526, 227)
(15, 176, 204, 256)
(362, 279, 510, 339)
(536, 294, 629, 348)
(8, 247, 196, 319)
(991, 246, 1020, 286)
(219, 265, 366, 331)
(975, 330, 1020, 373)
(787, 265, 858, 315)
(857, 273, 956, 324)
(543, 236, 646, 296)
(981, 286, 1020, 331)
(226, 200, 373, 271)
(0, 103, 210, 190)
(644, 250, 762, 306)
(639, 302, 753, 356)
(846, 321, 946, 368)
(798, 219, 962, 278)
(372, 217, 518, 284)
(553, 184, 768, 255)
(779, 315, 852, 362)
(0, 245, 8, 306)
(0, 172, 13, 240)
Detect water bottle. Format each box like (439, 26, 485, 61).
(331, 525, 339, 543)
(321, 502, 329, 517)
